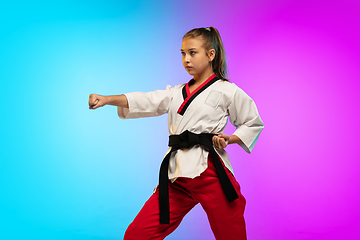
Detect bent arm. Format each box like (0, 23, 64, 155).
(228, 135, 242, 144)
(212, 134, 243, 150)
(229, 86, 264, 153)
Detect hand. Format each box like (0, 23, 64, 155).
(212, 134, 230, 150)
(89, 94, 107, 110)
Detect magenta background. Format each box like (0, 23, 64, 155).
(168, 0, 360, 239)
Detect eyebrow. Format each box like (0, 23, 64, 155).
(180, 48, 197, 51)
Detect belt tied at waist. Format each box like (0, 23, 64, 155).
(159, 130, 239, 224)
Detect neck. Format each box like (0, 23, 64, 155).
(193, 68, 215, 84)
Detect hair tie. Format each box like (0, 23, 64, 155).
(205, 27, 211, 31)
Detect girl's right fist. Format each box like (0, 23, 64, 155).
(89, 94, 106, 110)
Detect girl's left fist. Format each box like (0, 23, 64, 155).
(212, 134, 229, 149)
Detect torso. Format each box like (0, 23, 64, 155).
(166, 78, 236, 180)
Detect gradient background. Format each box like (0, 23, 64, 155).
(1, 0, 359, 239)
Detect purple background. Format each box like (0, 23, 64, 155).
(172, 1, 360, 239)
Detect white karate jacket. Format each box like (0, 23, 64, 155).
(118, 77, 264, 181)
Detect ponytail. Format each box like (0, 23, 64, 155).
(183, 27, 229, 81)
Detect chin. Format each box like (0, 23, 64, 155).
(186, 69, 195, 75)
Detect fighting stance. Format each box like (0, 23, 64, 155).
(89, 27, 264, 240)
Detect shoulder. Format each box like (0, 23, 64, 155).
(163, 83, 185, 93)
(213, 80, 239, 96)
(214, 81, 255, 108)
(218, 81, 251, 97)
(215, 80, 237, 88)
(175, 83, 186, 89)
(167, 83, 185, 90)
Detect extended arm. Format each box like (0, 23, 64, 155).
(89, 94, 129, 109)
(89, 85, 174, 119)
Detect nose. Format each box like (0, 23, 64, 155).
(184, 54, 190, 63)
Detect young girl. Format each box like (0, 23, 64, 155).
(89, 27, 264, 240)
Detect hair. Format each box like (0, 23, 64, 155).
(183, 26, 229, 81)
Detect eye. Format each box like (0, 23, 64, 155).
(190, 51, 196, 55)
(181, 52, 185, 56)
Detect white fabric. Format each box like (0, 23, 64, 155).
(117, 80, 264, 181)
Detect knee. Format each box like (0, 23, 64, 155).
(124, 221, 153, 240)
(123, 223, 137, 240)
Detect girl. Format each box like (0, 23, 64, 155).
(89, 27, 264, 240)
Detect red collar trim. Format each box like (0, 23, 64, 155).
(178, 74, 217, 114)
(186, 74, 217, 96)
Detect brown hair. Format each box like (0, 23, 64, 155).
(183, 27, 229, 81)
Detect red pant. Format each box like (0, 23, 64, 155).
(124, 155, 247, 240)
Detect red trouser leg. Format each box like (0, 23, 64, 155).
(123, 180, 198, 240)
(124, 155, 247, 240)
(194, 154, 247, 240)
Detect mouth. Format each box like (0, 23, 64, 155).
(185, 66, 192, 69)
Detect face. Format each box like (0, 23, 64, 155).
(181, 37, 215, 78)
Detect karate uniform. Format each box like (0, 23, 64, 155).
(118, 74, 264, 240)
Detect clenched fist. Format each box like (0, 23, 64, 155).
(212, 134, 229, 150)
(89, 94, 107, 110)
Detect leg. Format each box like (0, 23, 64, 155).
(124, 180, 198, 240)
(193, 155, 247, 240)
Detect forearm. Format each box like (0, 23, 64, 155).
(228, 135, 243, 145)
(105, 94, 129, 108)
(213, 134, 244, 149)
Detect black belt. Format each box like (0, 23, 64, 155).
(159, 130, 239, 224)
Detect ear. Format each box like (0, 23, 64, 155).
(207, 49, 215, 62)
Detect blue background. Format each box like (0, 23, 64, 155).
(1, 1, 215, 239)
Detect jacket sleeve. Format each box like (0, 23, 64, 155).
(117, 85, 174, 119)
(228, 84, 264, 153)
